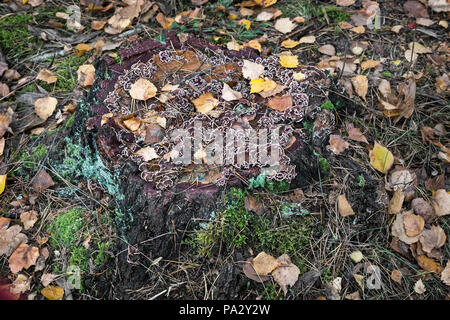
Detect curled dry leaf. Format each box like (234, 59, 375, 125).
(129, 78, 157, 101)
(414, 279, 426, 294)
(432, 189, 450, 216)
(327, 134, 349, 155)
(20, 210, 38, 230)
(369, 142, 394, 174)
(403, 213, 424, 237)
(346, 123, 368, 144)
(221, 83, 242, 101)
(419, 225, 446, 254)
(11, 274, 30, 295)
(32, 169, 55, 191)
(41, 273, 58, 287)
(337, 194, 355, 217)
(391, 211, 421, 244)
(192, 93, 219, 114)
(34, 96, 57, 121)
(416, 255, 442, 274)
(251, 251, 281, 276)
(9, 243, 39, 274)
(388, 188, 405, 214)
(36, 69, 57, 84)
(274, 17, 296, 34)
(77, 64, 96, 87)
(272, 254, 300, 296)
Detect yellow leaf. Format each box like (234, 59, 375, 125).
(245, 39, 262, 52)
(239, 19, 251, 30)
(338, 194, 355, 217)
(250, 78, 277, 93)
(0, 174, 6, 195)
(41, 285, 64, 300)
(253, 0, 278, 7)
(293, 72, 306, 81)
(281, 39, 300, 49)
(252, 251, 281, 275)
(369, 142, 394, 174)
(280, 55, 298, 68)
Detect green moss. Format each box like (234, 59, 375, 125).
(39, 55, 88, 93)
(0, 13, 37, 60)
(48, 208, 85, 249)
(13, 143, 48, 176)
(94, 242, 110, 266)
(320, 100, 335, 112)
(69, 246, 90, 272)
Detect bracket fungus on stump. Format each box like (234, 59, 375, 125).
(83, 32, 332, 296)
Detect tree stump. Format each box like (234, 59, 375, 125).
(81, 32, 333, 296)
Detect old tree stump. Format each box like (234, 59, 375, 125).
(79, 33, 333, 297)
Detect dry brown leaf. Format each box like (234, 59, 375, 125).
(156, 12, 174, 30)
(11, 274, 30, 295)
(404, 1, 429, 17)
(429, 0, 450, 12)
(222, 83, 243, 101)
(351, 75, 368, 101)
(419, 226, 446, 254)
(34, 96, 57, 121)
(75, 43, 92, 57)
(31, 169, 54, 192)
(192, 93, 219, 114)
(327, 134, 349, 155)
(0, 137, 4, 157)
(272, 254, 300, 296)
(242, 59, 265, 80)
(391, 211, 421, 244)
(350, 26, 365, 34)
(105, 0, 144, 34)
(242, 258, 270, 283)
(411, 198, 435, 223)
(0, 217, 9, 229)
(135, 146, 159, 161)
(416, 255, 442, 274)
(298, 35, 316, 44)
(0, 225, 27, 256)
(0, 108, 13, 138)
(91, 20, 107, 30)
(346, 123, 368, 144)
(36, 69, 57, 84)
(318, 44, 336, 56)
(391, 269, 403, 284)
(441, 261, 450, 285)
(0, 83, 9, 97)
(20, 210, 38, 230)
(388, 188, 405, 214)
(432, 189, 450, 216)
(129, 78, 157, 101)
(361, 60, 380, 71)
(123, 118, 141, 132)
(274, 17, 296, 34)
(9, 243, 39, 274)
(252, 251, 281, 276)
(266, 95, 293, 112)
(336, 0, 355, 6)
(403, 213, 424, 237)
(41, 285, 64, 300)
(416, 18, 435, 27)
(338, 194, 355, 217)
(77, 64, 96, 87)
(41, 273, 58, 287)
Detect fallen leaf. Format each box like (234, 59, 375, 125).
(34, 96, 57, 121)
(123, 118, 141, 132)
(238, 19, 251, 30)
(338, 194, 355, 217)
(391, 25, 403, 33)
(135, 146, 159, 161)
(75, 43, 92, 57)
(441, 262, 450, 285)
(192, 93, 219, 113)
(41, 285, 64, 300)
(337, 0, 355, 6)
(327, 134, 349, 155)
(391, 269, 403, 284)
(221, 83, 242, 101)
(392, 211, 421, 244)
(281, 39, 300, 49)
(272, 254, 300, 295)
(350, 251, 364, 263)
(369, 142, 394, 174)
(253, 0, 278, 7)
(318, 44, 336, 56)
(419, 226, 446, 254)
(298, 35, 316, 44)
(20, 210, 38, 230)
(156, 12, 174, 30)
(416, 18, 434, 27)
(346, 123, 368, 144)
(36, 69, 57, 84)
(242, 258, 270, 282)
(0, 225, 27, 256)
(403, 213, 424, 237)
(266, 95, 293, 111)
(361, 60, 380, 71)
(9, 243, 39, 274)
(431, 189, 450, 216)
(242, 60, 265, 80)
(411, 198, 435, 223)
(32, 169, 55, 191)
(350, 26, 365, 34)
(409, 42, 432, 54)
(351, 75, 368, 101)
(0, 138, 4, 156)
(77, 64, 96, 87)
(417, 255, 442, 273)
(91, 20, 107, 30)
(428, 0, 450, 12)
(414, 279, 426, 294)
(0, 83, 9, 97)
(388, 188, 405, 214)
(0, 174, 5, 196)
(41, 273, 58, 287)
(404, 1, 429, 18)
(274, 17, 296, 34)
(252, 251, 281, 276)
(0, 217, 9, 229)
(279, 55, 298, 68)
(11, 274, 30, 295)
(129, 78, 157, 101)
(250, 77, 277, 93)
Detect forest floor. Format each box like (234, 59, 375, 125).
(0, 0, 449, 300)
